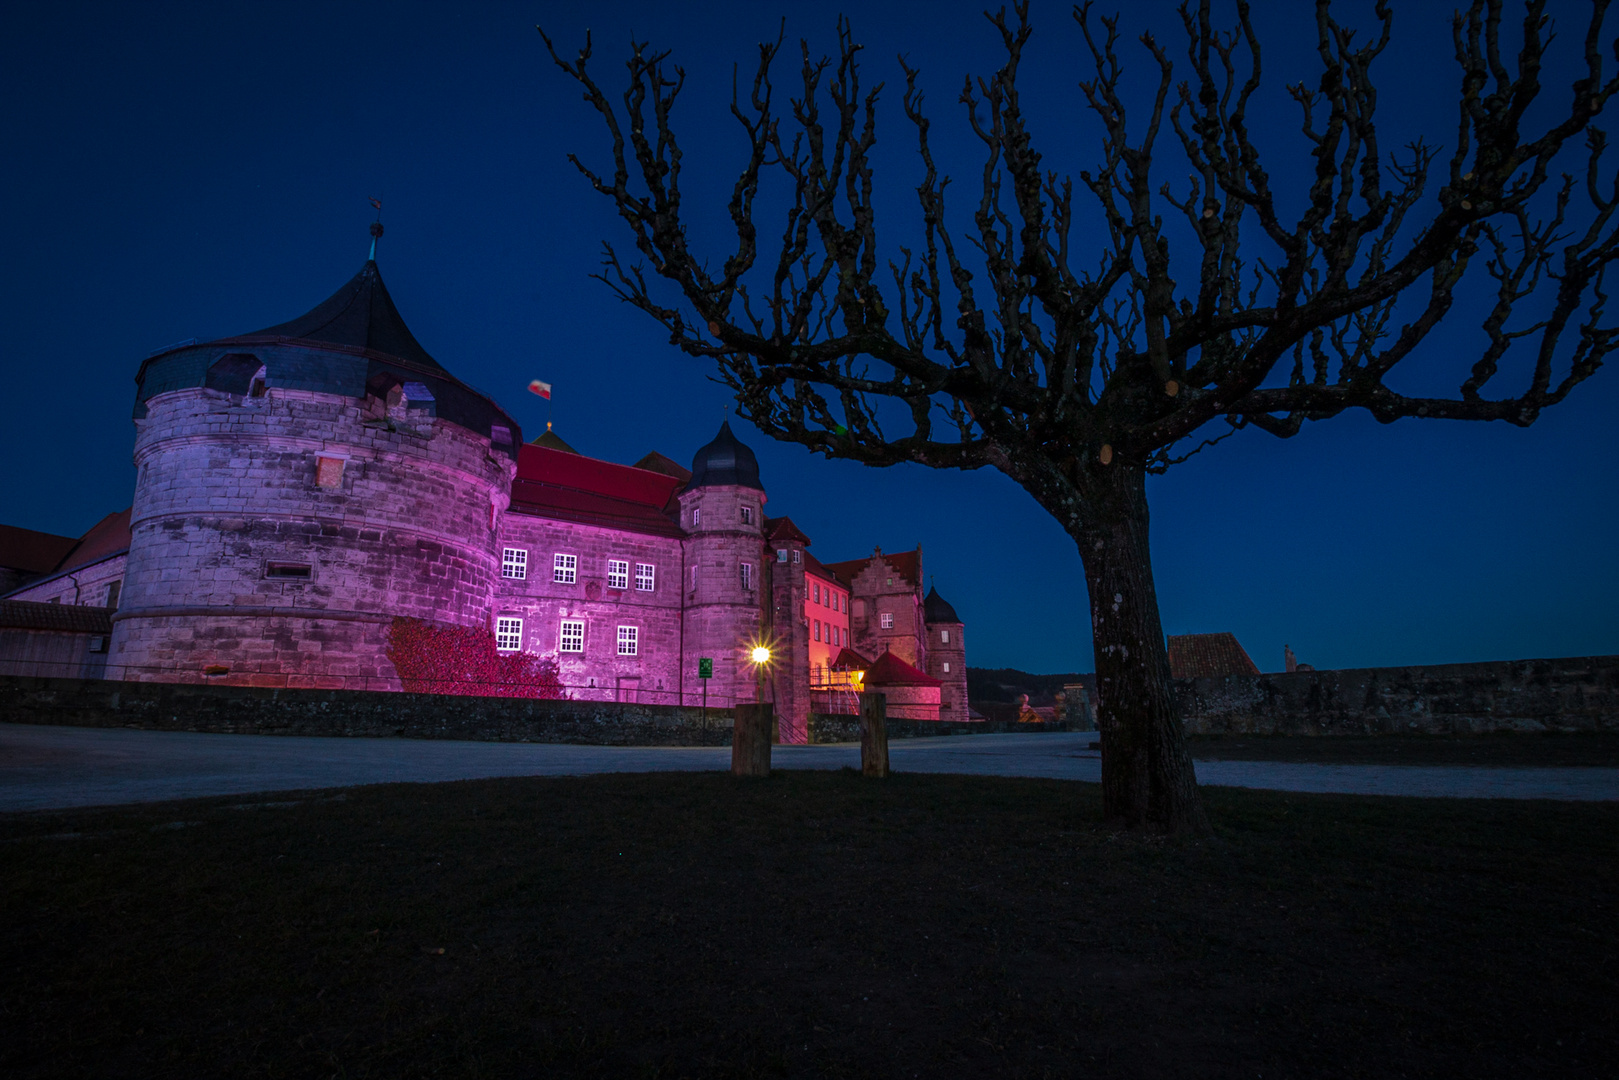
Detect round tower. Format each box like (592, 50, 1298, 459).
(110, 256, 521, 687)
(678, 422, 767, 707)
(923, 585, 969, 720)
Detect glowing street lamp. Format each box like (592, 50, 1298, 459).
(750, 645, 771, 666)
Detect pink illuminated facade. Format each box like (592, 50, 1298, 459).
(0, 255, 969, 740)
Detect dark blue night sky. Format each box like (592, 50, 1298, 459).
(3, 1, 1614, 673)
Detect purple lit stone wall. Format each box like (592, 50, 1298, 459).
(677, 484, 768, 714)
(110, 383, 513, 685)
(495, 513, 685, 704)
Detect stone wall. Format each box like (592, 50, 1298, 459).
(806, 713, 1075, 743)
(0, 675, 734, 746)
(1173, 654, 1619, 735)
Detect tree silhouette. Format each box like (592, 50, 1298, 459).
(542, 0, 1617, 832)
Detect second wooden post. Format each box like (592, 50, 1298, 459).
(859, 691, 889, 778)
(732, 703, 773, 777)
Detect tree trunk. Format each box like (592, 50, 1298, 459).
(859, 691, 889, 778)
(1080, 465, 1209, 834)
(732, 703, 773, 777)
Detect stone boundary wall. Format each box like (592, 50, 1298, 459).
(806, 714, 1076, 743)
(0, 676, 735, 746)
(1173, 654, 1619, 735)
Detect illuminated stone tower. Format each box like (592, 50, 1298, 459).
(111, 255, 521, 685)
(677, 422, 767, 709)
(923, 585, 969, 720)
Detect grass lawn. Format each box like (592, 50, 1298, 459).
(3, 770, 1615, 1079)
(1187, 731, 1619, 767)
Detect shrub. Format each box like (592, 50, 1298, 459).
(385, 617, 568, 699)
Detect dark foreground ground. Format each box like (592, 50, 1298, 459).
(1187, 731, 1619, 766)
(3, 771, 1615, 1079)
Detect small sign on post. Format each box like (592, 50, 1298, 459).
(698, 658, 713, 678)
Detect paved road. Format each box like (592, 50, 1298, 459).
(2, 723, 1617, 812)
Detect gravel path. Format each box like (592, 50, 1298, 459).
(3, 724, 1616, 812)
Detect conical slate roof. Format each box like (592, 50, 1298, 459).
(687, 421, 763, 491)
(923, 585, 960, 624)
(250, 260, 448, 374)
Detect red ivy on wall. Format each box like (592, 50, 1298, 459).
(385, 617, 568, 699)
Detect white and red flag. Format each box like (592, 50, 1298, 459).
(527, 380, 552, 399)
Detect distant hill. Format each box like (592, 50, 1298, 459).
(967, 667, 1094, 709)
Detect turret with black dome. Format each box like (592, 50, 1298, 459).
(686, 421, 764, 491)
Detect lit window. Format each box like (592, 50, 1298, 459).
(692, 507, 701, 527)
(635, 563, 655, 591)
(559, 620, 584, 653)
(792, 550, 801, 564)
(880, 612, 894, 629)
(943, 661, 951, 673)
(495, 617, 524, 652)
(835, 627, 842, 646)
(315, 455, 345, 488)
(814, 620, 821, 642)
(607, 559, 629, 590)
(777, 548, 788, 562)
(501, 548, 528, 580)
(813, 583, 820, 604)
(741, 506, 753, 525)
(554, 554, 577, 584)
(740, 562, 753, 591)
(617, 625, 638, 656)
(941, 629, 950, 643)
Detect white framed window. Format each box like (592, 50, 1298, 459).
(607, 559, 629, 590)
(880, 611, 894, 629)
(792, 550, 801, 564)
(495, 617, 524, 652)
(501, 548, 528, 580)
(692, 507, 701, 527)
(741, 506, 753, 525)
(554, 553, 577, 584)
(943, 661, 951, 673)
(740, 562, 753, 591)
(635, 563, 655, 591)
(941, 629, 950, 643)
(617, 625, 638, 656)
(559, 619, 584, 653)
(777, 548, 788, 562)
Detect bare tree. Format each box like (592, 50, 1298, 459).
(542, 0, 1617, 833)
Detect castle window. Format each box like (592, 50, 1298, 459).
(741, 506, 753, 525)
(607, 559, 629, 590)
(616, 625, 638, 656)
(880, 612, 894, 629)
(495, 617, 524, 652)
(559, 620, 585, 653)
(265, 562, 312, 580)
(501, 548, 528, 580)
(814, 620, 821, 642)
(490, 425, 512, 446)
(553, 554, 577, 584)
(635, 563, 655, 591)
(940, 629, 950, 644)
(689, 566, 698, 591)
(249, 369, 267, 398)
(792, 550, 801, 564)
(740, 562, 753, 591)
(315, 455, 345, 489)
(943, 661, 951, 673)
(777, 548, 787, 563)
(692, 507, 701, 527)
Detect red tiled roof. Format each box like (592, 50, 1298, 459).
(1167, 633, 1260, 679)
(831, 647, 873, 671)
(56, 509, 132, 575)
(764, 516, 813, 545)
(821, 547, 921, 589)
(509, 445, 686, 537)
(803, 550, 847, 588)
(863, 649, 942, 687)
(633, 451, 691, 484)
(0, 524, 78, 575)
(0, 599, 114, 634)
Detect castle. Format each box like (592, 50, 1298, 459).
(0, 253, 969, 742)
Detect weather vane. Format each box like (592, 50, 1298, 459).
(368, 196, 384, 260)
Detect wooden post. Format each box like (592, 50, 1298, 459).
(732, 703, 773, 777)
(859, 691, 889, 778)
